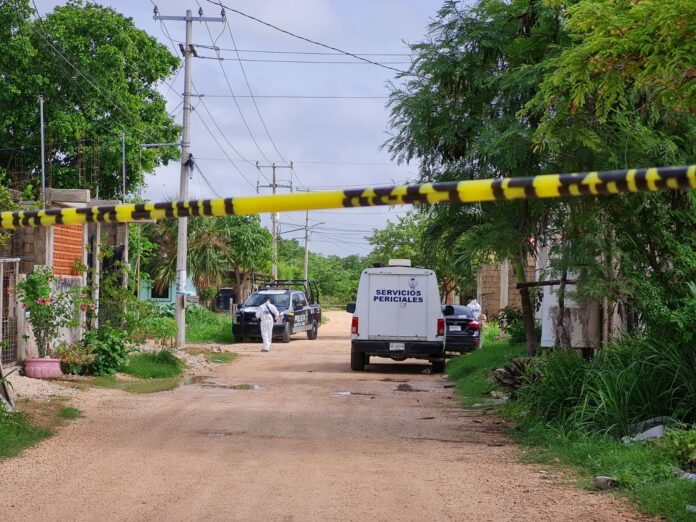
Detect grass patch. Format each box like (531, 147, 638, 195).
(446, 331, 696, 521)
(186, 308, 234, 344)
(120, 351, 183, 379)
(58, 406, 81, 419)
(124, 377, 181, 394)
(90, 372, 182, 394)
(508, 421, 696, 521)
(205, 352, 237, 364)
(446, 327, 526, 407)
(0, 410, 52, 458)
(0, 398, 81, 459)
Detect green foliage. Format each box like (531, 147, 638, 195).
(143, 215, 272, 306)
(90, 373, 181, 394)
(659, 427, 696, 472)
(515, 336, 696, 437)
(136, 314, 177, 347)
(54, 340, 95, 375)
(58, 407, 81, 419)
(120, 350, 182, 379)
(84, 328, 132, 376)
(205, 352, 236, 364)
(277, 239, 364, 304)
(491, 357, 538, 395)
(15, 266, 88, 357)
(509, 421, 696, 521)
(0, 1, 180, 197)
(445, 330, 527, 407)
(185, 305, 234, 344)
(0, 411, 52, 458)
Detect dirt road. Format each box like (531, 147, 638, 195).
(1, 312, 641, 521)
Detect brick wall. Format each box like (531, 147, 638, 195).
(53, 225, 84, 276)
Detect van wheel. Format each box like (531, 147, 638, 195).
(431, 359, 446, 374)
(307, 321, 318, 340)
(282, 323, 292, 343)
(351, 349, 365, 371)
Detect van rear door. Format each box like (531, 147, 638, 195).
(367, 273, 428, 341)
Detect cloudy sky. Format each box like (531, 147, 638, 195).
(34, 0, 444, 256)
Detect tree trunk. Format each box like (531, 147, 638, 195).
(554, 269, 571, 349)
(513, 253, 537, 356)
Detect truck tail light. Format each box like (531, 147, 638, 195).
(437, 318, 445, 336)
(468, 320, 480, 330)
(351, 317, 359, 335)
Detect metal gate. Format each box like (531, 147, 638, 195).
(0, 258, 20, 366)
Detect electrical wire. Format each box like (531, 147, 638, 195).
(194, 94, 388, 99)
(195, 55, 410, 65)
(192, 45, 410, 57)
(221, 14, 289, 165)
(192, 159, 222, 198)
(208, 0, 408, 74)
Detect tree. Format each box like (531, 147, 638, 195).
(529, 0, 696, 339)
(386, 0, 567, 354)
(0, 1, 180, 198)
(143, 216, 271, 308)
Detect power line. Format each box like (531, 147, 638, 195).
(194, 94, 388, 99)
(195, 55, 410, 65)
(190, 16, 273, 164)
(222, 16, 289, 165)
(192, 44, 410, 56)
(208, 0, 408, 74)
(191, 158, 221, 198)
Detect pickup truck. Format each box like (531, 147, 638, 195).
(232, 280, 322, 343)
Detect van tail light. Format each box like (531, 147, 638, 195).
(437, 318, 445, 337)
(468, 320, 481, 330)
(351, 317, 359, 335)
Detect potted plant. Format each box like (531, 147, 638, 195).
(16, 266, 85, 379)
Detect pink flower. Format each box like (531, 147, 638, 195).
(89, 303, 96, 311)
(80, 304, 87, 312)
(82, 324, 88, 331)
(48, 298, 55, 305)
(36, 298, 47, 305)
(21, 303, 27, 309)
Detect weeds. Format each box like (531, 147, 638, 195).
(186, 306, 234, 344)
(120, 350, 183, 379)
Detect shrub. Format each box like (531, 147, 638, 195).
(85, 329, 132, 376)
(137, 315, 177, 347)
(120, 350, 183, 379)
(54, 341, 95, 375)
(516, 335, 696, 437)
(659, 426, 696, 472)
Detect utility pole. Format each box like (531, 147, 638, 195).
(154, 6, 225, 349)
(39, 95, 45, 207)
(121, 131, 128, 288)
(256, 162, 293, 280)
(294, 188, 322, 280)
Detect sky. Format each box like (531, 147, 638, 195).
(34, 0, 444, 257)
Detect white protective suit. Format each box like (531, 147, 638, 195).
(467, 299, 482, 320)
(256, 300, 280, 352)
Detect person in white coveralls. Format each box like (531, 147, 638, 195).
(256, 295, 279, 352)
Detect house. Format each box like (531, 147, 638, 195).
(138, 275, 197, 306)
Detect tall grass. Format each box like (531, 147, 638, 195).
(185, 306, 234, 344)
(120, 350, 183, 379)
(446, 324, 526, 407)
(516, 336, 696, 437)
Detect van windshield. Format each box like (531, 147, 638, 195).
(244, 293, 290, 308)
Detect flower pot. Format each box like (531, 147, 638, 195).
(23, 358, 64, 379)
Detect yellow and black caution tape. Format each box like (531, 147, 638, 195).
(2, 165, 695, 229)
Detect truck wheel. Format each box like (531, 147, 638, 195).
(282, 322, 292, 343)
(351, 349, 365, 371)
(431, 359, 446, 374)
(307, 320, 318, 340)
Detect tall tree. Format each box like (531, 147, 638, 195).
(0, 1, 180, 198)
(386, 0, 566, 354)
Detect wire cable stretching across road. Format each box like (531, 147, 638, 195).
(2, 166, 694, 229)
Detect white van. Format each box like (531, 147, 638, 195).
(346, 259, 446, 372)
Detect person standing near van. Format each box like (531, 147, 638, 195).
(256, 296, 279, 352)
(466, 296, 482, 319)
